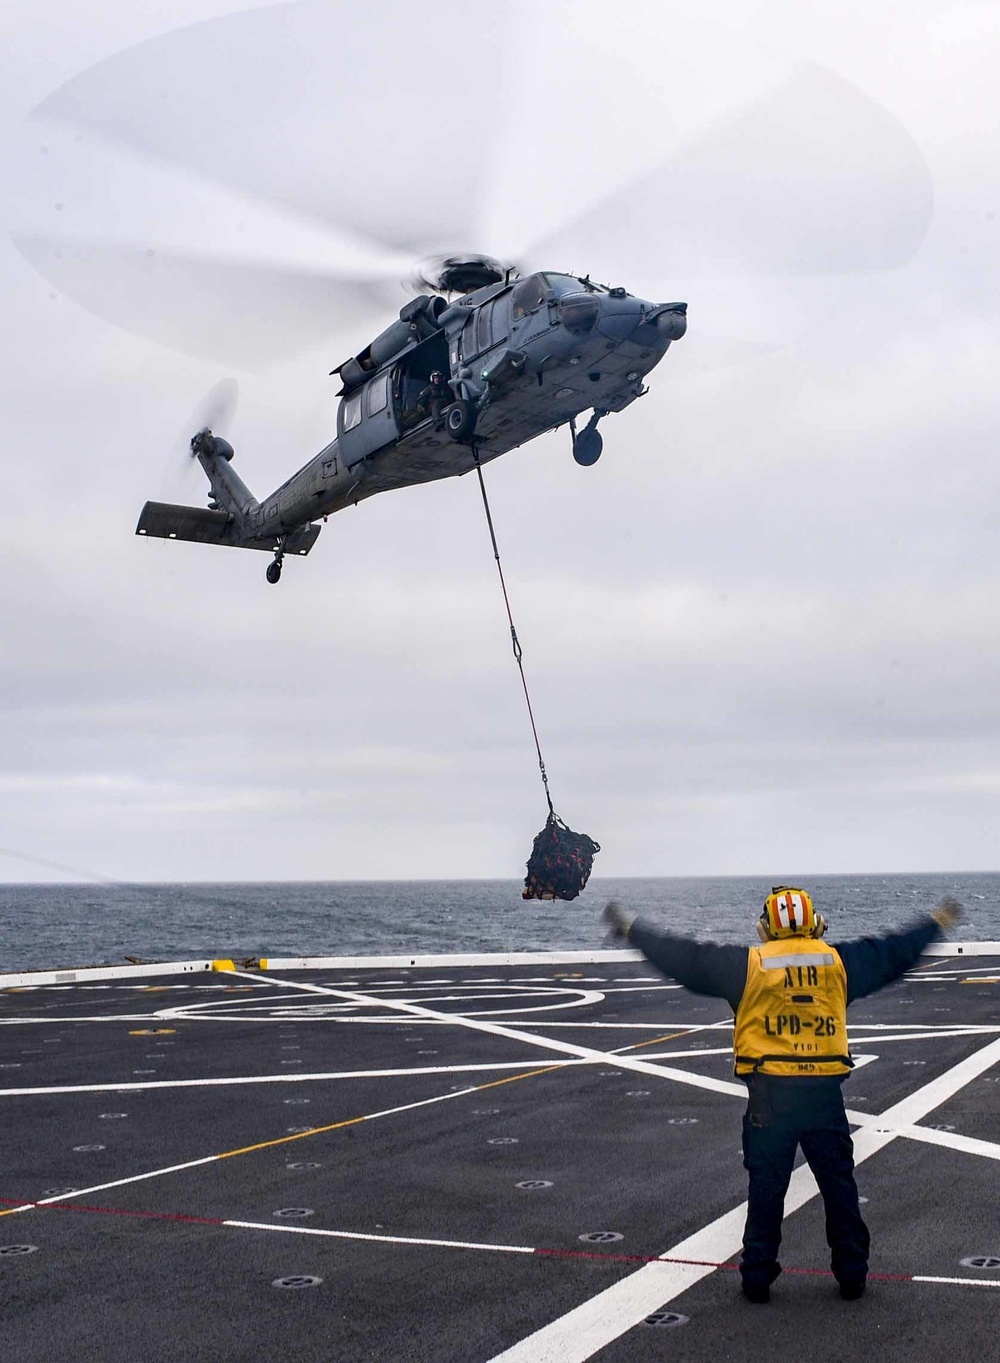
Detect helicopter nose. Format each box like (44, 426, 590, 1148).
(653, 303, 687, 341)
(594, 293, 648, 344)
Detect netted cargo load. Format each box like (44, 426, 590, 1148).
(522, 812, 600, 901)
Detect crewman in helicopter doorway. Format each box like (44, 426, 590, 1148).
(603, 887, 962, 1303)
(415, 370, 454, 429)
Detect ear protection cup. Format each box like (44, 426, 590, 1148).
(760, 887, 819, 939)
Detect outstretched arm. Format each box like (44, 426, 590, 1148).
(836, 898, 961, 1004)
(603, 901, 748, 1010)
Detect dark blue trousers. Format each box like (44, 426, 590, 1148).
(740, 1083, 870, 1291)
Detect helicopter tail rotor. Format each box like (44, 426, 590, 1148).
(158, 377, 239, 502)
(190, 430, 235, 462)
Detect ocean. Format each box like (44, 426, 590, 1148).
(1, 873, 998, 973)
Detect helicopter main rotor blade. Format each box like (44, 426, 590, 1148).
(13, 231, 397, 368)
(8, 0, 511, 364)
(8, 110, 414, 365)
(29, 0, 499, 255)
(6, 2, 934, 370)
(519, 62, 931, 286)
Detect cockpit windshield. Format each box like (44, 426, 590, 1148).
(510, 274, 548, 319)
(543, 273, 610, 294)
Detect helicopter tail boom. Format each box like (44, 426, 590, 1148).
(190, 431, 259, 519)
(137, 424, 321, 575)
(135, 501, 321, 556)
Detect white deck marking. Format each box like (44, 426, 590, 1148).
(225, 1220, 536, 1255)
(371, 1019, 728, 1031)
(0, 941, 991, 992)
(485, 1035, 1000, 1363)
(0, 1059, 594, 1097)
(0, 1082, 488, 1215)
(913, 1276, 1000, 1288)
(283, 987, 585, 1004)
(0, 1015, 190, 1026)
(213, 1223, 1000, 1292)
(911, 966, 1000, 978)
(842, 1021, 1000, 1030)
(0, 1021, 732, 1098)
(895, 1126, 1000, 1161)
(598, 985, 683, 994)
(849, 1028, 1000, 1044)
(220, 969, 748, 1098)
(161, 985, 606, 1023)
(0, 1155, 220, 1217)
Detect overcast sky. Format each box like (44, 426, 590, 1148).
(1, 1, 998, 883)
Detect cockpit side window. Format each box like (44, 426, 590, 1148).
(511, 274, 548, 320)
(491, 294, 510, 344)
(460, 311, 477, 362)
(476, 301, 494, 354)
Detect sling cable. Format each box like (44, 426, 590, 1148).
(471, 444, 599, 901)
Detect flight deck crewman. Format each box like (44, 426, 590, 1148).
(415, 370, 453, 428)
(603, 887, 962, 1304)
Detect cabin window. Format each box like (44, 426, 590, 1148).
(366, 373, 389, 417)
(511, 274, 548, 320)
(341, 390, 363, 432)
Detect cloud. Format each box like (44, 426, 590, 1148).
(2, 1, 999, 882)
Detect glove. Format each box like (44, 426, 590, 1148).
(930, 896, 963, 933)
(602, 899, 635, 941)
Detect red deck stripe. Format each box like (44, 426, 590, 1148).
(533, 1247, 913, 1281)
(0, 1196, 223, 1227)
(1, 1193, 916, 1280)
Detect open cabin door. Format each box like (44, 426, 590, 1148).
(395, 332, 452, 431)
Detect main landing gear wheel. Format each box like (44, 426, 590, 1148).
(572, 409, 605, 466)
(444, 399, 476, 443)
(266, 557, 283, 584)
(572, 428, 603, 465)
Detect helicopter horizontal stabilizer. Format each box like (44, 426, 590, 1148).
(135, 501, 321, 556)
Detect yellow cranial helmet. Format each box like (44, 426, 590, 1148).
(758, 886, 827, 941)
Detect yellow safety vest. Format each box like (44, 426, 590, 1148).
(733, 937, 852, 1077)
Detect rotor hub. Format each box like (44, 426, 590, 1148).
(412, 254, 513, 295)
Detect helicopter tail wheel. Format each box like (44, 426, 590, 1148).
(266, 557, 283, 585)
(572, 427, 603, 466)
(444, 400, 476, 443)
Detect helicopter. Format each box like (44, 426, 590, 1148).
(20, 10, 929, 599)
(135, 255, 687, 583)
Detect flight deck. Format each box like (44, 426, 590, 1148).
(1, 948, 999, 1361)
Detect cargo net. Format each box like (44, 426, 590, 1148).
(522, 812, 600, 901)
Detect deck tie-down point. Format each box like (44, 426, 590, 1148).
(642, 1311, 689, 1328)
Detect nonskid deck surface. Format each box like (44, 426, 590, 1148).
(1, 952, 999, 1361)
